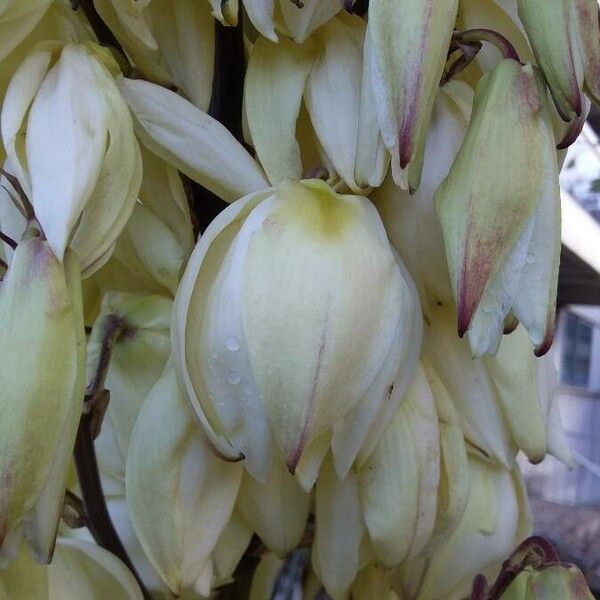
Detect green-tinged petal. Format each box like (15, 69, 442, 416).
(245, 36, 315, 184)
(49, 538, 143, 599)
(422, 360, 470, 548)
(126, 364, 242, 594)
(397, 457, 531, 600)
(359, 366, 439, 568)
(518, 0, 584, 121)
(93, 0, 172, 85)
(351, 565, 398, 600)
(333, 255, 421, 477)
(279, 0, 341, 43)
(212, 511, 253, 585)
(138, 146, 194, 256)
(238, 459, 311, 557)
(123, 203, 186, 294)
(120, 78, 269, 202)
(0, 237, 79, 553)
(313, 455, 362, 600)
(0, 543, 49, 599)
(0, 0, 53, 63)
(368, 0, 458, 190)
(305, 16, 364, 192)
(145, 0, 215, 111)
(208, 0, 239, 26)
(171, 190, 272, 468)
(1, 46, 55, 196)
(89, 292, 172, 483)
(576, 0, 600, 106)
(249, 554, 283, 600)
(484, 327, 548, 463)
(424, 302, 516, 468)
(243, 0, 277, 42)
(70, 71, 142, 275)
(24, 249, 85, 563)
(26, 45, 109, 261)
(434, 60, 558, 356)
(355, 29, 388, 189)
(373, 81, 473, 310)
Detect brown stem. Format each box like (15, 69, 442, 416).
(74, 315, 152, 600)
(453, 29, 520, 62)
(442, 40, 482, 85)
(0, 231, 17, 250)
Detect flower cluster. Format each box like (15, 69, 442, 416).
(0, 0, 597, 599)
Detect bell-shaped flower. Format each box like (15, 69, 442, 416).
(373, 80, 473, 310)
(423, 301, 572, 469)
(367, 0, 459, 191)
(0, 235, 85, 564)
(358, 363, 470, 569)
(1, 42, 142, 275)
(126, 363, 243, 596)
(0, 538, 143, 599)
(517, 0, 600, 122)
(394, 456, 532, 600)
(434, 59, 562, 357)
(92, 0, 215, 110)
(172, 178, 421, 482)
(245, 13, 387, 193)
(86, 292, 250, 597)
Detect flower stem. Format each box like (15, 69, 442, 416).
(453, 28, 521, 62)
(74, 315, 152, 600)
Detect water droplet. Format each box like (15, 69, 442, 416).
(228, 369, 241, 385)
(225, 335, 240, 352)
(525, 255, 535, 265)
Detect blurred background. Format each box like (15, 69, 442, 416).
(519, 105, 600, 598)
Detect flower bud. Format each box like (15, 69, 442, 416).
(434, 59, 561, 357)
(517, 0, 600, 121)
(368, 0, 459, 191)
(126, 364, 243, 595)
(173, 178, 421, 481)
(1, 43, 142, 275)
(0, 236, 85, 563)
(501, 564, 595, 600)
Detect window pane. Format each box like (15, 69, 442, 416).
(561, 313, 593, 387)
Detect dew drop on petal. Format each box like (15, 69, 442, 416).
(225, 335, 240, 352)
